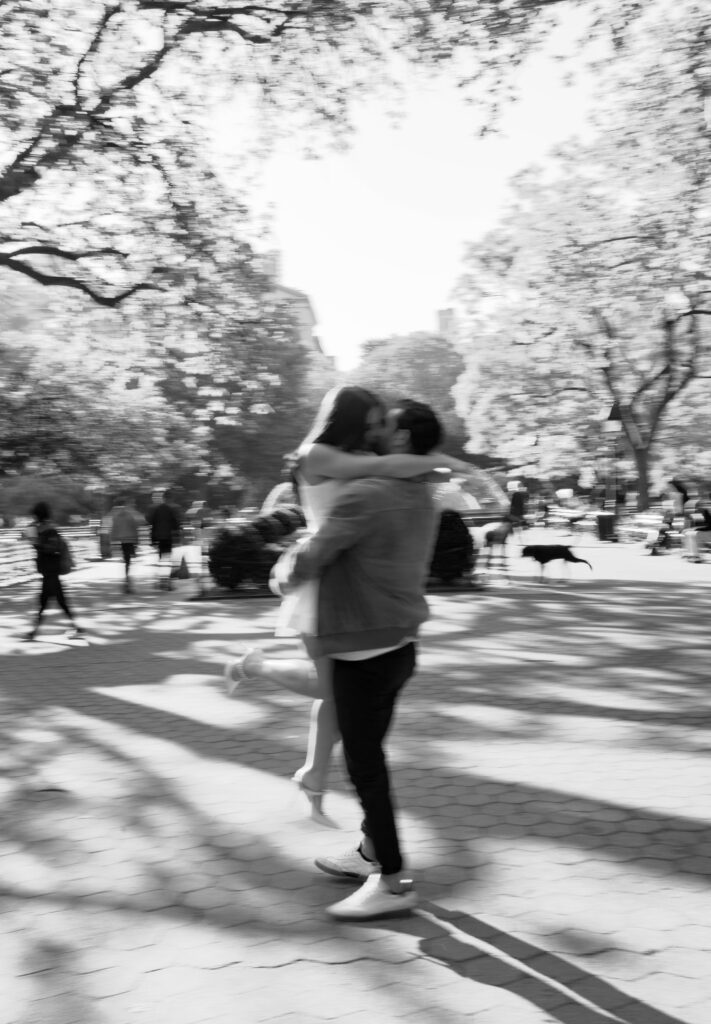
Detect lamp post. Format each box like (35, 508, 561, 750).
(598, 402, 623, 540)
(601, 400, 623, 507)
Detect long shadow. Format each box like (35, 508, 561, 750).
(364, 903, 692, 1024)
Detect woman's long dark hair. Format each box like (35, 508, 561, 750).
(301, 385, 385, 453)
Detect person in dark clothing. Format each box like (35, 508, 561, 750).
(508, 482, 528, 535)
(146, 490, 180, 589)
(21, 502, 83, 640)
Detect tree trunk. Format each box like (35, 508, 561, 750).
(633, 446, 650, 511)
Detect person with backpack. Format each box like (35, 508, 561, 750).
(21, 501, 84, 641)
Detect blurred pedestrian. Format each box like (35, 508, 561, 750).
(98, 500, 113, 559)
(644, 494, 674, 556)
(508, 481, 528, 535)
(146, 490, 180, 590)
(683, 491, 711, 563)
(669, 478, 688, 518)
(21, 502, 83, 641)
(110, 494, 141, 593)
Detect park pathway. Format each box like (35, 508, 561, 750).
(1, 547, 710, 1023)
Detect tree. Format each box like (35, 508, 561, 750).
(120, 174, 335, 498)
(0, 1, 671, 308)
(186, 313, 316, 498)
(0, 335, 203, 489)
(350, 333, 470, 456)
(0, 159, 337, 503)
(454, 1, 711, 508)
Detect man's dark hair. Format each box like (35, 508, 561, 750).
(32, 501, 51, 522)
(392, 400, 443, 455)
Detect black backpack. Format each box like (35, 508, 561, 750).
(37, 526, 63, 558)
(37, 525, 73, 575)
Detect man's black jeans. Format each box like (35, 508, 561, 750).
(332, 643, 416, 876)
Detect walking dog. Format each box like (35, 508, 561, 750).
(521, 544, 592, 581)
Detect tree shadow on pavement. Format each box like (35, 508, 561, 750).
(421, 580, 711, 735)
(1, 576, 710, 1021)
(2, 577, 711, 882)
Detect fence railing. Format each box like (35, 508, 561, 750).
(1, 524, 162, 587)
(1, 526, 104, 586)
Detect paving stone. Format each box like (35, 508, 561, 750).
(81, 965, 142, 998)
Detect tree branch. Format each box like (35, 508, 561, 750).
(74, 5, 123, 102)
(4, 244, 127, 261)
(180, 9, 298, 43)
(673, 308, 711, 319)
(0, 255, 161, 307)
(631, 363, 670, 403)
(92, 42, 176, 112)
(139, 2, 293, 17)
(608, 257, 653, 271)
(646, 314, 701, 434)
(575, 235, 644, 250)
(592, 308, 618, 343)
(0, 1, 299, 207)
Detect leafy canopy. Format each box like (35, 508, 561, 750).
(1, 0, 663, 304)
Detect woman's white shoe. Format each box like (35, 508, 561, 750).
(224, 648, 264, 698)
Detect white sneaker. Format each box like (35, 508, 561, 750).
(315, 847, 380, 881)
(223, 648, 264, 698)
(326, 874, 417, 920)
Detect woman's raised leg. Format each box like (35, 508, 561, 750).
(224, 648, 322, 699)
(292, 659, 340, 822)
(224, 651, 340, 823)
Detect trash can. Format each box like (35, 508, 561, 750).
(596, 512, 616, 542)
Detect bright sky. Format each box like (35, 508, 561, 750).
(216, 19, 594, 371)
